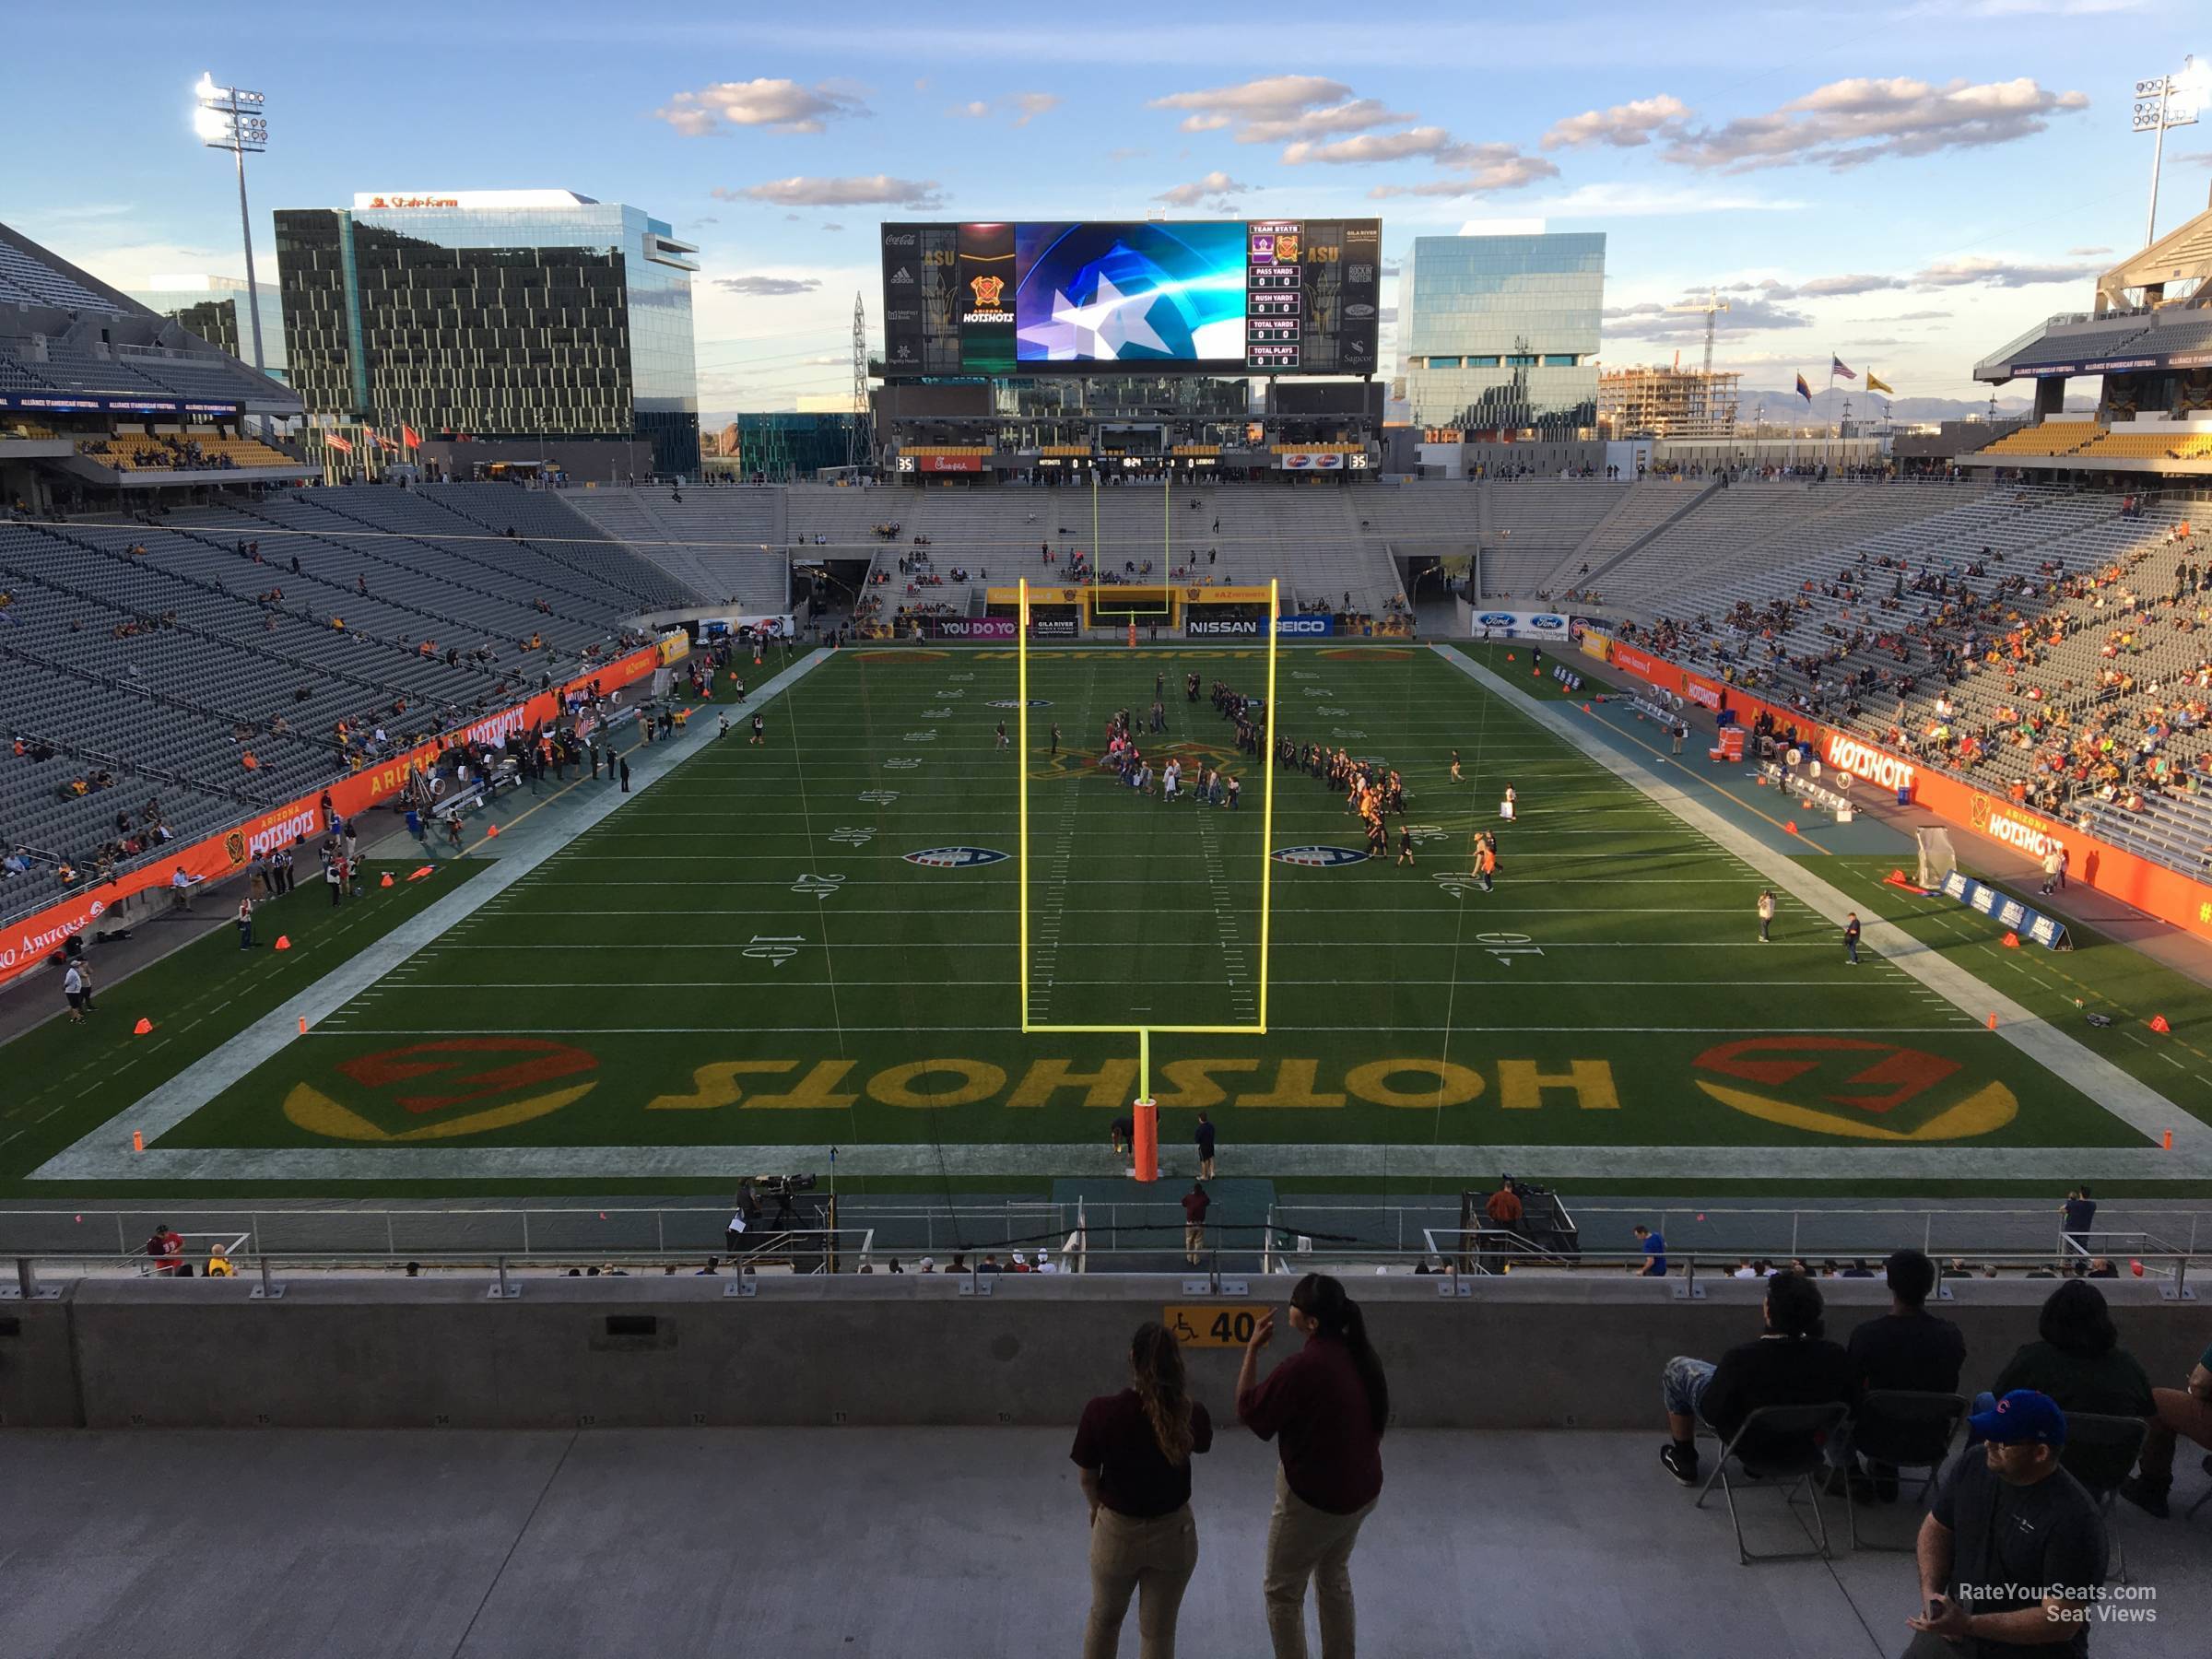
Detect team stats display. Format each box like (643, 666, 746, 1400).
(880, 218, 1379, 377)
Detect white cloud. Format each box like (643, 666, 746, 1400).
(1284, 126, 1460, 165)
(950, 100, 990, 118)
(718, 175, 945, 208)
(1150, 75, 1352, 135)
(1664, 76, 2088, 171)
(1912, 254, 2106, 288)
(1107, 146, 1149, 162)
(2065, 244, 2113, 255)
(714, 276, 824, 296)
(1606, 297, 1813, 338)
(1154, 171, 1251, 206)
(655, 77, 872, 136)
(1239, 98, 1418, 144)
(1367, 143, 1559, 196)
(1011, 91, 1061, 126)
(1542, 94, 1690, 150)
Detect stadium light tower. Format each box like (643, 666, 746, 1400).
(193, 73, 270, 383)
(2134, 54, 2208, 249)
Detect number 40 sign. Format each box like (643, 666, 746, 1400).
(1163, 1305, 1266, 1347)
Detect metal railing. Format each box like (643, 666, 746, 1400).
(4, 1205, 2205, 1286)
(0, 1229, 876, 1301)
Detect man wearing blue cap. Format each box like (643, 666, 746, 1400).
(1903, 1389, 2108, 1657)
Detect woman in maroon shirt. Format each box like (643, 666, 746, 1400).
(1237, 1273, 1389, 1659)
(1070, 1322, 1215, 1659)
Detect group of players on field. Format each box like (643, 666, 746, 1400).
(1021, 666, 1512, 884)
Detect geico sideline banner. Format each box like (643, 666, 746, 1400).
(0, 645, 660, 987)
(1466, 608, 1571, 641)
(1597, 641, 2212, 942)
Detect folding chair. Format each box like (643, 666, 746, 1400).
(1695, 1401, 1851, 1564)
(2060, 1412, 2149, 1585)
(1843, 1391, 1968, 1553)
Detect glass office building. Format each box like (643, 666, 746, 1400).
(275, 190, 699, 473)
(126, 275, 288, 382)
(1399, 231, 1605, 436)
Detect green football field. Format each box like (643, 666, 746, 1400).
(16, 638, 2212, 1200)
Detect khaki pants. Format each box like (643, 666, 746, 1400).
(1184, 1224, 1204, 1265)
(1085, 1503, 1199, 1659)
(1199, 1155, 1216, 1180)
(1264, 1465, 1376, 1659)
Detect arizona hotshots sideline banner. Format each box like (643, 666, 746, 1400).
(1599, 643, 2212, 942)
(0, 644, 661, 988)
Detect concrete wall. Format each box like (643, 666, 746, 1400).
(3, 1277, 2203, 1432)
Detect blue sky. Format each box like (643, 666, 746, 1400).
(7, 0, 2207, 416)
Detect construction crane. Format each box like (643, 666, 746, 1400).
(1665, 287, 1731, 433)
(1666, 287, 1730, 379)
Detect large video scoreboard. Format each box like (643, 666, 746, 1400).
(880, 218, 1380, 377)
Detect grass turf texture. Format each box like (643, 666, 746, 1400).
(46, 640, 2212, 1201)
(0, 861, 480, 1192)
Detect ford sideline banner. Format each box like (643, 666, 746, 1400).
(1467, 609, 1571, 641)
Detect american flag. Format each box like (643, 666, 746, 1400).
(1831, 356, 1856, 381)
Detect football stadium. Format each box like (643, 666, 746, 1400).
(6, 22, 2212, 1658)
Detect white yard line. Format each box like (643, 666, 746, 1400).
(29, 651, 834, 1183)
(1432, 643, 2204, 1154)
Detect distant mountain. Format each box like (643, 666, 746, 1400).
(1732, 386, 2096, 425)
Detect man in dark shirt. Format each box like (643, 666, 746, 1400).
(1829, 1248, 1968, 1496)
(1194, 1112, 1217, 1180)
(1844, 911, 1862, 965)
(2060, 1186, 2096, 1258)
(1182, 1182, 1210, 1266)
(1633, 1224, 1667, 1277)
(1903, 1391, 2106, 1658)
(1660, 1273, 1853, 1486)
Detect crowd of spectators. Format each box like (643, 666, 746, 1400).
(1613, 509, 2212, 818)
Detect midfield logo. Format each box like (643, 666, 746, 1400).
(1272, 845, 1369, 868)
(904, 846, 1010, 868)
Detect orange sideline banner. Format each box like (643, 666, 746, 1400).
(1599, 644, 2212, 941)
(0, 645, 660, 986)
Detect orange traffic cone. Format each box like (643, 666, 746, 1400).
(408, 865, 435, 881)
(2001, 932, 2019, 948)
(1506, 653, 1515, 662)
(1784, 820, 1799, 835)
(274, 935, 291, 951)
(1986, 1014, 1998, 1030)
(132, 1017, 153, 1035)
(1582, 702, 1592, 713)
(132, 1131, 144, 1153)
(380, 872, 394, 888)
(298, 1016, 308, 1034)
(485, 822, 500, 839)
(2150, 1014, 2171, 1034)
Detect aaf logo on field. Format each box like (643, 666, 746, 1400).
(1272, 845, 1369, 868)
(986, 700, 1053, 708)
(284, 1038, 599, 1143)
(1692, 1036, 2018, 1142)
(904, 846, 1010, 868)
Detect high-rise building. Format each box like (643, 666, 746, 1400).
(125, 275, 288, 381)
(1398, 228, 1605, 436)
(275, 190, 699, 473)
(1598, 363, 1740, 440)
